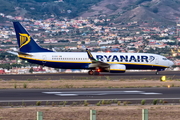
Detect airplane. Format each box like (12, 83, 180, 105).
(9, 22, 174, 75)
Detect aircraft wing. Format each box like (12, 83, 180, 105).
(86, 49, 109, 68)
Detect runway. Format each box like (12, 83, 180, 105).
(0, 71, 179, 105)
(0, 87, 180, 105)
(0, 71, 179, 80)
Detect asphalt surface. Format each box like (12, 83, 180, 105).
(0, 71, 179, 80)
(0, 71, 179, 105)
(0, 87, 179, 105)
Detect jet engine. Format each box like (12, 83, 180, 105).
(109, 64, 126, 73)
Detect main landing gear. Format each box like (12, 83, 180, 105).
(88, 70, 100, 75)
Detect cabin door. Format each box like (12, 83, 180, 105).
(42, 55, 47, 64)
(155, 57, 159, 64)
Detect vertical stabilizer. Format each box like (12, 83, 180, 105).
(13, 22, 53, 53)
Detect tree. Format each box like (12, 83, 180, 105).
(81, 41, 85, 44)
(29, 67, 33, 74)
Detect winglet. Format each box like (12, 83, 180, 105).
(86, 49, 96, 61)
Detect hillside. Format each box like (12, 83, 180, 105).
(80, 0, 180, 25)
(0, 0, 102, 20)
(0, 0, 180, 25)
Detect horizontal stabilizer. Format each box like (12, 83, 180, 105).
(7, 51, 18, 55)
(18, 52, 32, 56)
(7, 51, 32, 56)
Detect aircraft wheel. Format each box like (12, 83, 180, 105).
(88, 70, 94, 75)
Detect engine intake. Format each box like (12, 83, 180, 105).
(109, 64, 126, 73)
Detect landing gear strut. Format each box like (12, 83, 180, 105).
(156, 69, 165, 75)
(156, 70, 159, 75)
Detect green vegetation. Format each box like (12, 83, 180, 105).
(29, 67, 33, 74)
(36, 101, 41, 106)
(0, 52, 32, 70)
(59, 101, 63, 105)
(141, 100, 146, 105)
(105, 4, 118, 11)
(0, 0, 14, 15)
(152, 7, 159, 13)
(153, 99, 158, 105)
(135, 0, 152, 5)
(71, 102, 77, 106)
(96, 101, 101, 106)
(14, 84, 17, 89)
(101, 100, 105, 105)
(0, 52, 16, 60)
(52, 102, 55, 107)
(46, 101, 49, 105)
(159, 100, 163, 104)
(63, 101, 67, 107)
(84, 100, 89, 106)
(4, 0, 103, 19)
(23, 83, 27, 88)
(117, 101, 121, 106)
(22, 101, 26, 107)
(34, 0, 56, 2)
(123, 101, 127, 106)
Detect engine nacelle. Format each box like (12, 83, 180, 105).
(109, 64, 126, 73)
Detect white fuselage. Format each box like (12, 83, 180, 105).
(18, 52, 174, 70)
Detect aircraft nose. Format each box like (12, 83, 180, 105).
(169, 60, 174, 67)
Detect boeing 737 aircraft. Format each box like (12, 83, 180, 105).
(9, 22, 174, 75)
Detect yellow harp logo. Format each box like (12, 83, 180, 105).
(19, 33, 31, 48)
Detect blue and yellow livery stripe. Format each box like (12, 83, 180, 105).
(110, 69, 126, 71)
(110, 69, 126, 73)
(18, 55, 91, 63)
(108, 62, 168, 68)
(18, 55, 169, 68)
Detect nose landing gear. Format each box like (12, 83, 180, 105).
(156, 69, 165, 75)
(156, 70, 159, 75)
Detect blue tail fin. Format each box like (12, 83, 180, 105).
(13, 22, 53, 53)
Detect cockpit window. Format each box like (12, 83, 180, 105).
(162, 58, 168, 60)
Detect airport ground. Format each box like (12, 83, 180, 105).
(0, 71, 179, 89)
(0, 76, 179, 89)
(0, 71, 180, 120)
(0, 105, 180, 120)
(0, 71, 180, 80)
